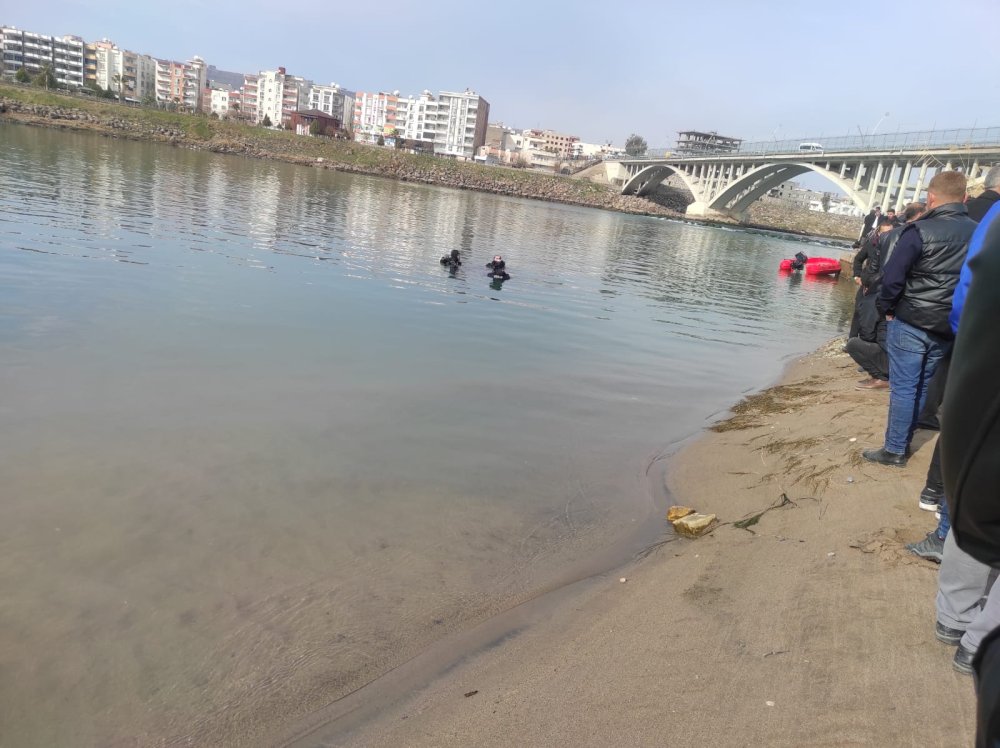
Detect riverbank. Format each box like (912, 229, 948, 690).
(321, 339, 976, 747)
(0, 86, 857, 244)
(0, 85, 679, 219)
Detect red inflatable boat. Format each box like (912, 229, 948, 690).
(779, 255, 842, 277)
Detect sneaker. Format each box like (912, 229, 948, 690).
(935, 621, 966, 645)
(920, 486, 944, 512)
(954, 643, 976, 675)
(906, 532, 945, 562)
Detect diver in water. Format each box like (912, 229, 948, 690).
(486, 255, 510, 280)
(440, 249, 462, 268)
(789, 251, 809, 271)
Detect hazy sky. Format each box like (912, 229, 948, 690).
(5, 0, 998, 146)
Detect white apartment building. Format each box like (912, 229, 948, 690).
(308, 83, 354, 128)
(209, 88, 231, 117)
(182, 55, 207, 111)
(95, 42, 156, 100)
(353, 91, 401, 141)
(256, 67, 311, 125)
(1, 26, 84, 87)
(434, 90, 489, 160)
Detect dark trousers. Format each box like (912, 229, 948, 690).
(846, 336, 888, 380)
(917, 353, 951, 430)
(923, 353, 951, 493)
(849, 286, 864, 339)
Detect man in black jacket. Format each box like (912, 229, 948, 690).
(862, 171, 976, 466)
(849, 203, 927, 389)
(854, 205, 882, 247)
(966, 165, 1000, 222)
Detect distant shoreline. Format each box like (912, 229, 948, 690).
(0, 85, 857, 247)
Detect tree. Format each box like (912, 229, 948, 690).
(821, 192, 831, 213)
(624, 134, 647, 157)
(33, 64, 56, 90)
(262, 114, 273, 128)
(112, 73, 125, 103)
(309, 119, 323, 136)
(141, 93, 157, 107)
(14, 66, 29, 84)
(376, 134, 385, 146)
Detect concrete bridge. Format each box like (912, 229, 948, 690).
(615, 127, 1000, 220)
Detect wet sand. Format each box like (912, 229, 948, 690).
(324, 339, 977, 747)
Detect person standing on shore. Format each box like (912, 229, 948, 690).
(920, 203, 1000, 681)
(848, 203, 927, 389)
(862, 171, 975, 467)
(854, 205, 882, 248)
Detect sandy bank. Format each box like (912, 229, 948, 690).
(317, 340, 975, 747)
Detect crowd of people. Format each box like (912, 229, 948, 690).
(841, 166, 1000, 710)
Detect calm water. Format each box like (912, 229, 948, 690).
(0, 124, 853, 745)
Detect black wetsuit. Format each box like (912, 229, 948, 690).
(486, 260, 509, 280)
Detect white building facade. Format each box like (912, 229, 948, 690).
(1, 26, 85, 87)
(308, 83, 354, 129)
(95, 43, 156, 100)
(256, 67, 311, 125)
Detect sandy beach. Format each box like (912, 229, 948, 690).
(308, 339, 977, 747)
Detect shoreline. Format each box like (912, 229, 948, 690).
(0, 86, 857, 246)
(317, 338, 976, 747)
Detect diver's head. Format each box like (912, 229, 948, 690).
(493, 255, 502, 264)
(451, 249, 460, 260)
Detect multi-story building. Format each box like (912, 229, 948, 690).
(154, 55, 207, 110)
(83, 41, 100, 86)
(352, 91, 401, 142)
(155, 59, 186, 106)
(256, 67, 311, 125)
(0, 26, 85, 87)
(95, 42, 156, 101)
(209, 87, 232, 118)
(533, 129, 579, 158)
(182, 55, 207, 111)
(433, 90, 489, 160)
(308, 83, 355, 131)
(388, 89, 489, 159)
(239, 74, 258, 122)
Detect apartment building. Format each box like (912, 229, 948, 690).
(256, 67, 311, 125)
(308, 83, 355, 130)
(154, 55, 207, 110)
(383, 89, 489, 159)
(434, 90, 489, 160)
(352, 91, 401, 142)
(1, 26, 85, 87)
(239, 74, 259, 121)
(95, 42, 156, 100)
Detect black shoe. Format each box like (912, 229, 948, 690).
(916, 419, 940, 432)
(935, 621, 965, 645)
(920, 486, 944, 512)
(862, 447, 907, 467)
(954, 643, 976, 674)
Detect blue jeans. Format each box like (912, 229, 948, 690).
(884, 318, 951, 455)
(936, 498, 951, 540)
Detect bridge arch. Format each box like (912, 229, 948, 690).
(708, 162, 868, 218)
(621, 164, 701, 201)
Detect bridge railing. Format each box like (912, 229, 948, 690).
(623, 126, 1000, 161)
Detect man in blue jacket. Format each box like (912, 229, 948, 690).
(862, 171, 976, 466)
